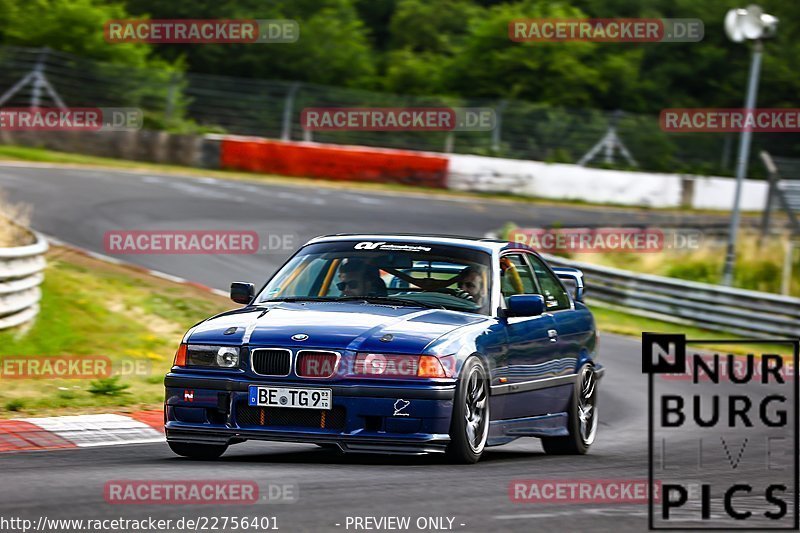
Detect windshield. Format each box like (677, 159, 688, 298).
(256, 241, 492, 315)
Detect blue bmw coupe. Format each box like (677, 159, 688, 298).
(164, 234, 602, 463)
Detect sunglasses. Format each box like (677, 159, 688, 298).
(337, 280, 360, 291)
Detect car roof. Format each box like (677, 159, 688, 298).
(305, 233, 536, 254)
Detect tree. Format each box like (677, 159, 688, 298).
(0, 0, 162, 68)
(124, 0, 377, 87)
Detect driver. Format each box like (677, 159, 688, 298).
(337, 261, 387, 297)
(457, 266, 486, 307)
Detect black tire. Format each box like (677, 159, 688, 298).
(168, 441, 228, 460)
(541, 364, 598, 455)
(446, 357, 490, 464)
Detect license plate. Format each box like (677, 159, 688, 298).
(248, 386, 332, 410)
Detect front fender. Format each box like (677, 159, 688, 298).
(424, 319, 507, 380)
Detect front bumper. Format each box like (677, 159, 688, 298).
(164, 373, 456, 455)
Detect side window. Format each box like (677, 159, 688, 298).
(527, 255, 571, 311)
(499, 254, 538, 301)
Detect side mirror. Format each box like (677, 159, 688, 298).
(506, 294, 545, 317)
(230, 282, 255, 304)
(552, 267, 584, 302)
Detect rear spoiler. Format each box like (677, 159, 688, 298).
(552, 267, 584, 302)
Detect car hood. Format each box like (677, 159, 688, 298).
(187, 301, 488, 353)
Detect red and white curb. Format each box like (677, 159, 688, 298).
(0, 411, 164, 453)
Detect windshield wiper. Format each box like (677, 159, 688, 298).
(332, 296, 444, 309)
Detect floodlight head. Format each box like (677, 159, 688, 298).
(725, 5, 778, 42)
(724, 8, 747, 42)
(741, 5, 766, 39)
(759, 13, 779, 38)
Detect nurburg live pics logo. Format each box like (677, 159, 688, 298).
(642, 332, 800, 530)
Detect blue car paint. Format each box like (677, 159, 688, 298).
(164, 234, 600, 455)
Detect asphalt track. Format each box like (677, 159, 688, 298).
(0, 163, 793, 532)
(0, 162, 740, 291)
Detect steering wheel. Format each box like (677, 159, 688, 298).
(432, 287, 477, 303)
(431, 287, 459, 296)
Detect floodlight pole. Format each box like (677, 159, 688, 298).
(721, 40, 763, 286)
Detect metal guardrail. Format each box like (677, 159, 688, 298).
(542, 253, 800, 339)
(0, 231, 47, 330)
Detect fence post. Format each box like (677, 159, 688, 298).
(577, 109, 637, 167)
(720, 134, 733, 172)
(164, 72, 180, 128)
(782, 238, 795, 295)
(30, 48, 50, 108)
(759, 151, 778, 242)
(281, 83, 300, 141)
(0, 47, 64, 109)
(492, 100, 507, 152)
(444, 132, 454, 153)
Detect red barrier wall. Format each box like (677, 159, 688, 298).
(219, 138, 449, 188)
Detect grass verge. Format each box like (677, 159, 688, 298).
(574, 233, 798, 297)
(591, 302, 792, 357)
(0, 246, 231, 418)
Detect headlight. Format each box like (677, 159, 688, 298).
(216, 347, 240, 368)
(184, 344, 240, 368)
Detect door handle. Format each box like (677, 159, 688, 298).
(547, 329, 558, 342)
